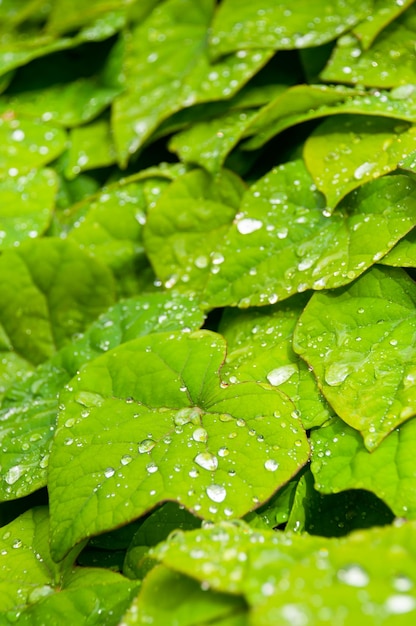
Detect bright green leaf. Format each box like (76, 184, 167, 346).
(0, 292, 205, 500)
(48, 330, 309, 560)
(112, 0, 272, 163)
(46, 0, 134, 35)
(0, 168, 57, 248)
(121, 565, 249, 625)
(209, 0, 372, 58)
(0, 507, 139, 625)
(0, 115, 66, 178)
(380, 229, 416, 267)
(293, 266, 416, 448)
(65, 118, 117, 179)
(321, 6, 416, 87)
(304, 115, 416, 207)
(311, 414, 416, 519)
(202, 163, 416, 307)
(352, 0, 414, 49)
(218, 296, 333, 430)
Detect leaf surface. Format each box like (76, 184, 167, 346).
(48, 330, 309, 559)
(293, 266, 416, 448)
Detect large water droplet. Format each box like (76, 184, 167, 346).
(264, 459, 279, 472)
(206, 484, 227, 503)
(236, 217, 263, 234)
(385, 594, 416, 614)
(138, 439, 156, 454)
(193, 427, 208, 442)
(267, 364, 297, 386)
(325, 363, 353, 386)
(4, 465, 24, 485)
(337, 564, 369, 587)
(194, 452, 218, 471)
(174, 407, 202, 426)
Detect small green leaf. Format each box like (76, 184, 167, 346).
(0, 238, 115, 365)
(65, 118, 117, 179)
(352, 0, 414, 49)
(0, 507, 139, 624)
(0, 292, 205, 500)
(202, 163, 416, 307)
(218, 296, 333, 430)
(0, 78, 121, 127)
(380, 229, 416, 267)
(304, 115, 416, 207)
(48, 330, 308, 560)
(0, 115, 67, 178)
(293, 266, 416, 448)
(46, 0, 134, 35)
(112, 0, 272, 163)
(209, 0, 372, 58)
(321, 6, 416, 87)
(120, 565, 249, 626)
(0, 168, 57, 248)
(310, 414, 416, 519)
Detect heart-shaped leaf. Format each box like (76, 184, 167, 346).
(48, 330, 309, 560)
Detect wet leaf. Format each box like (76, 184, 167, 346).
(202, 163, 416, 307)
(218, 296, 333, 430)
(0, 507, 139, 624)
(0, 293, 205, 501)
(46, 0, 134, 35)
(304, 115, 416, 207)
(293, 266, 416, 449)
(66, 118, 117, 179)
(112, 0, 272, 163)
(48, 330, 309, 560)
(380, 229, 416, 267)
(121, 565, 249, 625)
(352, 0, 414, 49)
(209, 0, 372, 58)
(0, 168, 57, 248)
(152, 519, 416, 624)
(321, 6, 416, 87)
(311, 414, 416, 519)
(0, 115, 67, 178)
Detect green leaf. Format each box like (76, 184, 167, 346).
(152, 520, 416, 624)
(244, 84, 416, 151)
(1, 78, 121, 127)
(0, 168, 57, 248)
(0, 292, 205, 501)
(48, 330, 309, 560)
(143, 168, 245, 293)
(0, 238, 115, 366)
(218, 296, 333, 430)
(202, 163, 416, 307)
(310, 414, 416, 519)
(380, 229, 416, 267)
(169, 109, 258, 174)
(0, 507, 139, 624)
(293, 266, 416, 448)
(46, 0, 134, 35)
(112, 0, 273, 163)
(352, 0, 414, 49)
(120, 565, 249, 625)
(65, 118, 117, 178)
(321, 6, 416, 87)
(209, 0, 372, 58)
(303, 115, 416, 207)
(0, 115, 67, 178)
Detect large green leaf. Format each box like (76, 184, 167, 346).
(152, 520, 416, 624)
(321, 5, 416, 87)
(0, 115, 66, 178)
(0, 168, 57, 248)
(304, 115, 416, 207)
(209, 0, 372, 58)
(121, 565, 249, 625)
(244, 84, 416, 151)
(218, 296, 333, 430)
(45, 0, 135, 35)
(48, 330, 309, 560)
(293, 266, 416, 449)
(0, 293, 205, 501)
(0, 507, 139, 624)
(310, 414, 416, 519)
(202, 163, 416, 307)
(0, 238, 115, 366)
(352, 0, 414, 49)
(66, 118, 117, 178)
(112, 0, 272, 163)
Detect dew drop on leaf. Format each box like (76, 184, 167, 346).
(264, 459, 279, 472)
(138, 439, 156, 454)
(266, 364, 297, 386)
(206, 484, 227, 503)
(194, 452, 218, 471)
(337, 564, 369, 587)
(192, 427, 208, 442)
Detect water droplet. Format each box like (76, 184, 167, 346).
(174, 407, 202, 426)
(337, 564, 369, 587)
(267, 364, 297, 386)
(192, 427, 208, 442)
(104, 467, 115, 478)
(325, 363, 353, 386)
(194, 452, 218, 471)
(236, 418, 246, 427)
(218, 447, 229, 457)
(385, 594, 416, 614)
(206, 484, 227, 503)
(138, 437, 156, 454)
(121, 455, 133, 466)
(146, 462, 159, 474)
(4, 465, 24, 485)
(354, 162, 376, 180)
(236, 217, 263, 234)
(264, 459, 279, 472)
(393, 574, 413, 592)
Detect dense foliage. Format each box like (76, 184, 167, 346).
(1, 0, 416, 623)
